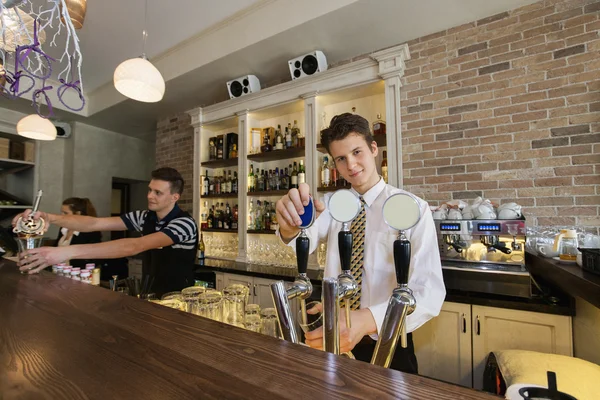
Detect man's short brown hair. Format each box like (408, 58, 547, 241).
(320, 113, 375, 154)
(151, 167, 184, 195)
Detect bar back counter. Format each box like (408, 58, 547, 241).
(0, 260, 497, 399)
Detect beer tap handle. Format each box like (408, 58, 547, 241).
(338, 231, 352, 272)
(296, 233, 309, 275)
(393, 236, 411, 285)
(344, 299, 351, 329)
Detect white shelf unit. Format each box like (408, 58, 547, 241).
(189, 44, 410, 263)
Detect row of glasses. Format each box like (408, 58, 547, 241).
(204, 234, 239, 259)
(246, 237, 296, 267)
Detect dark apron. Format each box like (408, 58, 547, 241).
(141, 209, 197, 297)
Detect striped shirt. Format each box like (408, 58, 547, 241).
(121, 205, 197, 250)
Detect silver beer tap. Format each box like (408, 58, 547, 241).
(270, 198, 315, 344)
(371, 193, 421, 368)
(14, 190, 46, 236)
(322, 190, 360, 356)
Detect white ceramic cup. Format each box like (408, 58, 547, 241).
(577, 251, 583, 267)
(538, 243, 559, 258)
(498, 209, 520, 219)
(448, 209, 462, 220)
(432, 210, 447, 220)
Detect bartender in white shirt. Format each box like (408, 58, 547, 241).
(275, 112, 445, 373)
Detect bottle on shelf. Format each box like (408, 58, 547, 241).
(261, 131, 272, 153)
(257, 169, 265, 192)
(298, 160, 306, 185)
(201, 201, 209, 230)
(321, 156, 330, 187)
(255, 200, 263, 230)
(232, 171, 238, 194)
(263, 201, 271, 231)
(291, 161, 299, 189)
(227, 170, 233, 193)
(230, 143, 238, 158)
(248, 199, 255, 230)
(202, 172, 210, 196)
(289, 123, 297, 148)
(209, 174, 215, 195)
(248, 164, 255, 192)
(373, 113, 386, 136)
(285, 125, 292, 149)
(294, 120, 304, 147)
(217, 136, 224, 159)
(270, 204, 279, 231)
(197, 233, 205, 266)
(381, 151, 388, 183)
(208, 205, 215, 229)
(224, 203, 231, 230)
(209, 137, 217, 161)
(217, 203, 225, 229)
(330, 160, 338, 187)
(232, 204, 238, 230)
(292, 120, 301, 147)
(275, 126, 284, 150)
(281, 168, 289, 190)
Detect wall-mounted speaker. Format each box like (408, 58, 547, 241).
(288, 51, 328, 80)
(226, 75, 261, 99)
(54, 121, 72, 138)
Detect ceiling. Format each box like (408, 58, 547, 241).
(1, 0, 539, 141)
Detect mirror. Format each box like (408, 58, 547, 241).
(298, 196, 316, 229)
(382, 193, 421, 231)
(328, 189, 361, 223)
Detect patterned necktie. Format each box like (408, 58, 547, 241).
(348, 196, 366, 310)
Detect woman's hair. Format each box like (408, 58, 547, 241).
(62, 197, 97, 217)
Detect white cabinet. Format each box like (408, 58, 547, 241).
(471, 305, 573, 390)
(414, 302, 573, 389)
(223, 273, 286, 311)
(413, 302, 473, 388)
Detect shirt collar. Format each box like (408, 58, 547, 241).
(351, 177, 386, 207)
(154, 203, 181, 223)
(60, 227, 80, 236)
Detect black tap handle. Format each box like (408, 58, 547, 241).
(393, 238, 411, 285)
(296, 235, 310, 275)
(338, 231, 353, 272)
(493, 243, 512, 254)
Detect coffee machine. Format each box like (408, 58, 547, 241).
(435, 219, 531, 298)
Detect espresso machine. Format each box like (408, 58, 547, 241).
(435, 218, 531, 298)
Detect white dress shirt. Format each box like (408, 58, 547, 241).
(282, 178, 446, 338)
(58, 227, 80, 247)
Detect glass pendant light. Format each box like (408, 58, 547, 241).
(17, 114, 57, 141)
(61, 0, 87, 29)
(113, 0, 164, 103)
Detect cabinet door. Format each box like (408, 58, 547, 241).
(215, 272, 225, 292)
(472, 305, 573, 390)
(253, 277, 277, 309)
(223, 273, 254, 301)
(413, 302, 473, 388)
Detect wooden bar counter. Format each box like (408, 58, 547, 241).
(0, 259, 497, 400)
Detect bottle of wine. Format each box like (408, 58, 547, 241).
(285, 126, 292, 149)
(232, 171, 238, 194)
(291, 161, 299, 189)
(202, 171, 210, 196)
(321, 156, 330, 187)
(381, 150, 388, 183)
(197, 233, 205, 266)
(261, 132, 272, 153)
(232, 204, 238, 230)
(248, 164, 255, 192)
(373, 113, 386, 136)
(298, 160, 306, 185)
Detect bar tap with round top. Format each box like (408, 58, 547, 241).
(322, 189, 360, 356)
(270, 197, 315, 344)
(371, 193, 421, 368)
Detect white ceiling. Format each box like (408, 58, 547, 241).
(1, 0, 539, 141)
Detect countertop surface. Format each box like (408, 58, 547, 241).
(0, 259, 498, 400)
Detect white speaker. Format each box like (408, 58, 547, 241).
(288, 51, 328, 80)
(53, 121, 72, 139)
(226, 75, 260, 99)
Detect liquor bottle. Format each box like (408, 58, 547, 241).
(373, 113, 386, 136)
(281, 168, 289, 190)
(292, 120, 303, 147)
(217, 137, 224, 159)
(261, 132, 272, 153)
(223, 203, 231, 230)
(285, 126, 292, 149)
(248, 200, 255, 230)
(298, 160, 306, 185)
(321, 156, 330, 187)
(230, 144, 238, 158)
(202, 172, 210, 196)
(201, 201, 209, 230)
(197, 233, 205, 266)
(381, 151, 388, 183)
(291, 161, 299, 189)
(218, 203, 225, 229)
(270, 204, 279, 231)
(264, 201, 271, 231)
(232, 204, 238, 230)
(214, 173, 220, 195)
(227, 170, 233, 193)
(208, 205, 214, 229)
(257, 169, 265, 192)
(209, 137, 217, 161)
(209, 174, 215, 195)
(248, 164, 255, 192)
(232, 171, 238, 194)
(275, 126, 284, 150)
(330, 160, 338, 187)
(255, 200, 263, 230)
(274, 167, 281, 190)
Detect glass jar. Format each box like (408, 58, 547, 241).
(62, 267, 72, 277)
(80, 271, 92, 284)
(245, 303, 261, 317)
(223, 286, 247, 327)
(55, 265, 64, 275)
(181, 286, 206, 314)
(260, 308, 280, 338)
(197, 289, 223, 322)
(245, 314, 262, 333)
(70, 270, 81, 281)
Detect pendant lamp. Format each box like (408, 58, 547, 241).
(61, 0, 87, 29)
(113, 0, 164, 103)
(17, 114, 57, 141)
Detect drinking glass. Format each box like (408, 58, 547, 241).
(197, 289, 223, 322)
(298, 301, 323, 334)
(223, 284, 249, 327)
(245, 314, 262, 333)
(181, 286, 206, 314)
(245, 303, 261, 317)
(16, 235, 44, 274)
(260, 308, 280, 338)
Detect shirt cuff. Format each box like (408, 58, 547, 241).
(367, 302, 389, 339)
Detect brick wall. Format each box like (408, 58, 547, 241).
(401, 0, 600, 228)
(155, 112, 194, 212)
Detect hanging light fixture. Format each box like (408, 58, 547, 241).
(16, 114, 57, 141)
(113, 0, 164, 103)
(60, 0, 87, 29)
(0, 7, 47, 51)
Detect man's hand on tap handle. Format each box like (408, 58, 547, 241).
(304, 303, 377, 354)
(276, 183, 325, 243)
